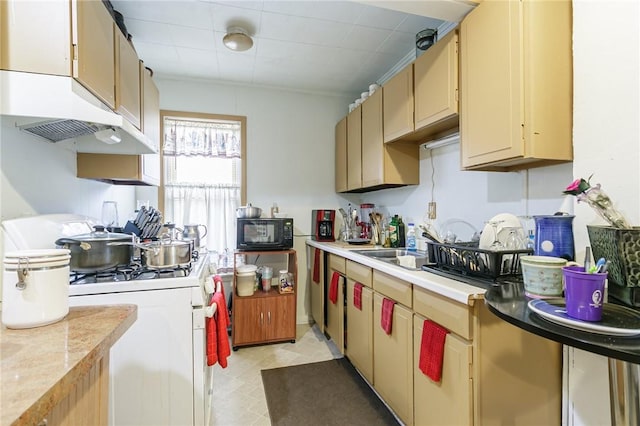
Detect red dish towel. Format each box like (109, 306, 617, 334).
(380, 298, 395, 334)
(313, 249, 321, 283)
(353, 282, 363, 310)
(419, 319, 449, 382)
(329, 272, 340, 304)
(206, 277, 231, 368)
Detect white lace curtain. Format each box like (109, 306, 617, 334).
(163, 117, 242, 254)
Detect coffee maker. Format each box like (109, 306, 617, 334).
(311, 210, 335, 241)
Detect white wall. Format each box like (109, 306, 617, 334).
(0, 117, 135, 221)
(156, 77, 353, 322)
(565, 1, 640, 425)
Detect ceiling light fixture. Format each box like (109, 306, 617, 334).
(223, 27, 253, 52)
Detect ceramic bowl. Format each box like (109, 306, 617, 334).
(520, 255, 571, 298)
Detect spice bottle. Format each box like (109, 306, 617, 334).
(270, 203, 279, 218)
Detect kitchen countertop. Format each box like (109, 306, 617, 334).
(0, 305, 137, 425)
(484, 282, 640, 364)
(306, 240, 486, 305)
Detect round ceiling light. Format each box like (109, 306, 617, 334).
(223, 27, 253, 52)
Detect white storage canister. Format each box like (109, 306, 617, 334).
(2, 249, 71, 329)
(236, 264, 257, 296)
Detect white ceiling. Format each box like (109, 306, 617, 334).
(111, 0, 474, 96)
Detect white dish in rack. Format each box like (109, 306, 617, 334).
(479, 213, 525, 249)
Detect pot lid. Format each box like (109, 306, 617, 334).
(59, 226, 132, 242)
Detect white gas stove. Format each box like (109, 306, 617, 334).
(2, 214, 214, 426)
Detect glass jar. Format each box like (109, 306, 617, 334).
(279, 269, 294, 293)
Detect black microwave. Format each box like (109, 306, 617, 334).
(236, 218, 294, 250)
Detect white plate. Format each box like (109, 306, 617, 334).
(479, 213, 524, 249)
(528, 299, 640, 336)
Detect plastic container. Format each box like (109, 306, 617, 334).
(2, 249, 71, 329)
(260, 266, 273, 292)
(563, 265, 607, 321)
(406, 223, 416, 251)
(279, 269, 294, 293)
(236, 264, 257, 296)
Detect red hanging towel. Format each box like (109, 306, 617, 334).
(313, 248, 321, 283)
(212, 290, 230, 368)
(380, 298, 395, 334)
(419, 319, 449, 382)
(206, 275, 231, 368)
(329, 272, 340, 304)
(353, 282, 363, 310)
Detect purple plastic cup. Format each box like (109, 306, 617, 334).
(562, 265, 607, 321)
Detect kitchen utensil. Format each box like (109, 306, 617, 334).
(236, 204, 262, 219)
(2, 249, 71, 329)
(55, 226, 133, 272)
(182, 224, 208, 248)
(141, 239, 193, 269)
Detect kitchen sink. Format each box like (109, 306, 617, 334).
(351, 248, 432, 270)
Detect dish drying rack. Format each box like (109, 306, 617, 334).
(426, 241, 533, 280)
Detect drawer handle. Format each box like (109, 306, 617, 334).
(268, 311, 271, 324)
(260, 312, 263, 325)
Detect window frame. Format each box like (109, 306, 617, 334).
(157, 110, 247, 214)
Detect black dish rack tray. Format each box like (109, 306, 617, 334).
(426, 241, 533, 280)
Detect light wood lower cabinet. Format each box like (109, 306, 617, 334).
(413, 314, 472, 426)
(309, 247, 325, 333)
(345, 278, 373, 383)
(373, 293, 413, 425)
(232, 292, 296, 349)
(325, 254, 346, 353)
(44, 355, 110, 426)
(232, 250, 297, 350)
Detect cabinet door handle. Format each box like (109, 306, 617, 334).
(268, 311, 271, 324)
(260, 312, 263, 325)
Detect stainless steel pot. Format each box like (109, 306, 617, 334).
(55, 226, 133, 272)
(142, 240, 192, 269)
(236, 204, 262, 219)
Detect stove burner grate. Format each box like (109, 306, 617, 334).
(70, 261, 193, 284)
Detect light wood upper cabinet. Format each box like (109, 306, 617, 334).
(141, 64, 160, 185)
(383, 65, 414, 143)
(414, 28, 459, 137)
(335, 117, 347, 193)
(73, 0, 116, 109)
(362, 89, 420, 190)
(460, 0, 573, 171)
(346, 105, 362, 191)
(0, 1, 71, 75)
(115, 30, 141, 130)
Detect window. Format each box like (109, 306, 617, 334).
(159, 110, 246, 253)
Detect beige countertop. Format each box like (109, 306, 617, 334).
(1, 305, 137, 426)
(305, 240, 485, 305)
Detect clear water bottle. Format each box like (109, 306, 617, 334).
(406, 223, 417, 251)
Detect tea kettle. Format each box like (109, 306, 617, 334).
(182, 224, 208, 248)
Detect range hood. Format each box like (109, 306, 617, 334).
(0, 70, 157, 155)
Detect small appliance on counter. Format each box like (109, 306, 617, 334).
(236, 218, 294, 250)
(311, 209, 335, 241)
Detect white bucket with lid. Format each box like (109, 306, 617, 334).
(2, 249, 71, 329)
(236, 264, 257, 296)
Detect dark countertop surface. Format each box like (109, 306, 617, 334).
(484, 282, 640, 364)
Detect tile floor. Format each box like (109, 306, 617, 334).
(208, 324, 341, 426)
